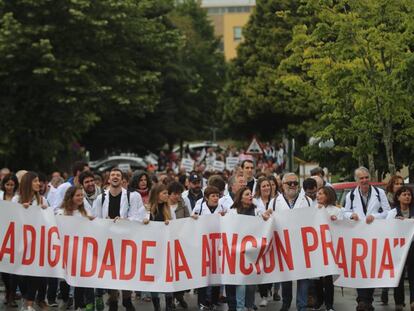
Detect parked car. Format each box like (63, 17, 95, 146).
(89, 155, 146, 173)
(332, 182, 386, 207)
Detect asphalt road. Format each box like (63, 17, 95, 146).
(1, 284, 411, 311)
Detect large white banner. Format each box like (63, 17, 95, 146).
(0, 201, 413, 292)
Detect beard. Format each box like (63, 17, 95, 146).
(285, 188, 298, 199)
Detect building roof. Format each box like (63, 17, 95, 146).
(201, 0, 256, 8)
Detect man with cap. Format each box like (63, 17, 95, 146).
(182, 171, 203, 214)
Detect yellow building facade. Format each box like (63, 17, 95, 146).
(201, 0, 255, 61)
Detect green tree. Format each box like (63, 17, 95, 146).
(83, 0, 226, 157)
(287, 0, 414, 175)
(0, 0, 179, 170)
(223, 0, 318, 142)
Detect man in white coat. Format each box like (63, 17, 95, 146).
(79, 171, 101, 214)
(268, 173, 312, 311)
(92, 168, 143, 311)
(343, 167, 390, 311)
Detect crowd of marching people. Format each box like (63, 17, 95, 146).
(0, 156, 413, 311)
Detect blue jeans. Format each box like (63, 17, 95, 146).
(236, 285, 245, 311)
(282, 279, 309, 310)
(235, 285, 255, 309)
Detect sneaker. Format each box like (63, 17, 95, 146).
(58, 301, 68, 310)
(176, 297, 188, 309)
(21, 306, 36, 311)
(37, 301, 49, 311)
(95, 298, 104, 311)
(259, 299, 267, 307)
(199, 304, 210, 310)
(313, 305, 322, 310)
(48, 301, 59, 308)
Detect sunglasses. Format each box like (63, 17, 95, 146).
(284, 181, 299, 186)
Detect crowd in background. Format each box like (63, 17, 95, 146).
(0, 150, 413, 311)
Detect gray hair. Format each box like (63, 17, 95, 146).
(354, 166, 370, 181)
(228, 175, 236, 189)
(282, 172, 297, 183)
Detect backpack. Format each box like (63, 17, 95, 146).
(101, 190, 131, 212)
(349, 186, 382, 212)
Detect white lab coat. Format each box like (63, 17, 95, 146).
(227, 207, 262, 217)
(343, 186, 390, 220)
(268, 192, 312, 212)
(253, 197, 270, 215)
(192, 201, 229, 216)
(50, 181, 72, 213)
(12, 194, 49, 208)
(319, 204, 343, 220)
(92, 188, 143, 221)
(193, 194, 233, 214)
(56, 208, 92, 218)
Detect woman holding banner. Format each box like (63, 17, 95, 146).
(252, 177, 273, 307)
(192, 186, 225, 310)
(314, 186, 341, 311)
(1, 173, 19, 307)
(387, 186, 414, 311)
(144, 184, 175, 311)
(229, 186, 270, 311)
(12, 172, 48, 311)
(56, 186, 95, 311)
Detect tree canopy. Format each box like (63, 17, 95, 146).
(0, 0, 225, 170)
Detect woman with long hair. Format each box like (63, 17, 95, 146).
(388, 186, 414, 311)
(1, 173, 20, 307)
(267, 175, 280, 199)
(58, 185, 92, 217)
(230, 187, 270, 311)
(144, 184, 174, 311)
(313, 186, 342, 310)
(129, 171, 152, 204)
(12, 172, 48, 311)
(57, 186, 95, 311)
(253, 176, 272, 215)
(385, 175, 404, 206)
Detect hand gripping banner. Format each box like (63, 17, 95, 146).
(0, 201, 413, 292)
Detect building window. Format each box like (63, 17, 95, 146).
(233, 27, 242, 41)
(205, 6, 252, 15)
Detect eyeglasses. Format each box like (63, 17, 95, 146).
(284, 181, 299, 186)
